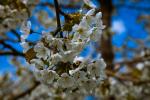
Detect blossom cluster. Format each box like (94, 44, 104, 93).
(0, 0, 39, 33)
(0, 5, 27, 33)
(21, 9, 106, 99)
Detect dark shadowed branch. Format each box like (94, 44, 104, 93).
(0, 40, 24, 56)
(53, 0, 63, 37)
(0, 51, 24, 56)
(97, 0, 114, 70)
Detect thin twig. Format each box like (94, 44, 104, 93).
(54, 0, 63, 37)
(53, 27, 61, 37)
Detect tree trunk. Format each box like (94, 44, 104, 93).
(98, 0, 114, 69)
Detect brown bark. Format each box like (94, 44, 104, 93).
(98, 0, 114, 69)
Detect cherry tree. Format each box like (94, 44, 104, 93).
(0, 0, 150, 100)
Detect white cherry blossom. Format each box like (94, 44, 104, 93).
(71, 71, 87, 84)
(87, 59, 106, 78)
(40, 69, 59, 84)
(57, 73, 75, 88)
(86, 9, 95, 16)
(83, 0, 97, 8)
(30, 59, 44, 70)
(20, 21, 31, 41)
(20, 8, 106, 99)
(60, 50, 77, 62)
(20, 41, 30, 53)
(79, 79, 97, 93)
(50, 53, 62, 64)
(34, 42, 50, 60)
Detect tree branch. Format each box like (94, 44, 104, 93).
(11, 29, 21, 41)
(0, 41, 19, 52)
(106, 70, 150, 85)
(0, 40, 24, 56)
(98, 0, 114, 70)
(0, 51, 24, 56)
(54, 0, 63, 37)
(13, 81, 40, 100)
